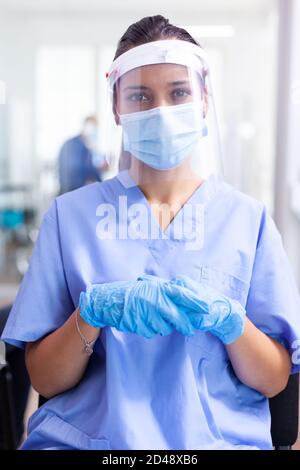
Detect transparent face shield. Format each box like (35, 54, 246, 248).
(104, 40, 223, 185)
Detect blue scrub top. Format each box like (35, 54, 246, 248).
(2, 171, 300, 450)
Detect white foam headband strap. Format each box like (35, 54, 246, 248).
(107, 40, 209, 89)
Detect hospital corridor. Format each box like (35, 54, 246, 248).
(0, 0, 300, 456)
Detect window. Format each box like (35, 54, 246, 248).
(36, 46, 96, 193)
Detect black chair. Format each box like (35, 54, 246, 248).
(0, 305, 31, 450)
(0, 348, 18, 449)
(38, 394, 48, 407)
(269, 373, 299, 449)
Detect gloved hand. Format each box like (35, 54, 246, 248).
(169, 275, 246, 344)
(130, 275, 199, 336)
(79, 277, 196, 339)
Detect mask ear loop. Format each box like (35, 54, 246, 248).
(110, 78, 133, 172)
(112, 84, 120, 125)
(189, 67, 208, 124)
(200, 68, 209, 119)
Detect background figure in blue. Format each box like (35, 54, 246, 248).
(58, 115, 103, 194)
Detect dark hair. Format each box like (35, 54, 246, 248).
(114, 15, 199, 60)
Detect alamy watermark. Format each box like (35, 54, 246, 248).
(291, 339, 300, 365)
(95, 196, 204, 251)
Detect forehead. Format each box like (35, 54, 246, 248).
(117, 63, 191, 89)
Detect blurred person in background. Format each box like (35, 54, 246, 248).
(58, 115, 106, 194)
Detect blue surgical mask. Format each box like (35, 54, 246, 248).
(120, 102, 206, 171)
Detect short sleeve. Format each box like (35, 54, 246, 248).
(246, 208, 300, 374)
(1, 201, 75, 349)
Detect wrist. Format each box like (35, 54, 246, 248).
(77, 308, 101, 336)
(213, 303, 246, 344)
(75, 308, 100, 355)
(79, 311, 100, 334)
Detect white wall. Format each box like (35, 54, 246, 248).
(274, 0, 300, 285)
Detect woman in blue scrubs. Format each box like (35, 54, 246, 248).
(2, 15, 300, 450)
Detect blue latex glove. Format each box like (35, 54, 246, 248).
(169, 275, 246, 344)
(131, 275, 198, 336)
(79, 277, 195, 339)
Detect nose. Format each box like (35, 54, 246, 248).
(151, 92, 172, 109)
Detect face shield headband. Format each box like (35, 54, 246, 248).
(106, 39, 209, 93)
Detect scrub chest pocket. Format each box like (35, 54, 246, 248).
(185, 265, 250, 350)
(185, 265, 265, 412)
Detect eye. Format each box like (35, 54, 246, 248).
(126, 92, 150, 103)
(171, 88, 192, 100)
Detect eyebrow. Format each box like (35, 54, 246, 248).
(123, 85, 149, 91)
(123, 80, 190, 92)
(167, 80, 190, 86)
